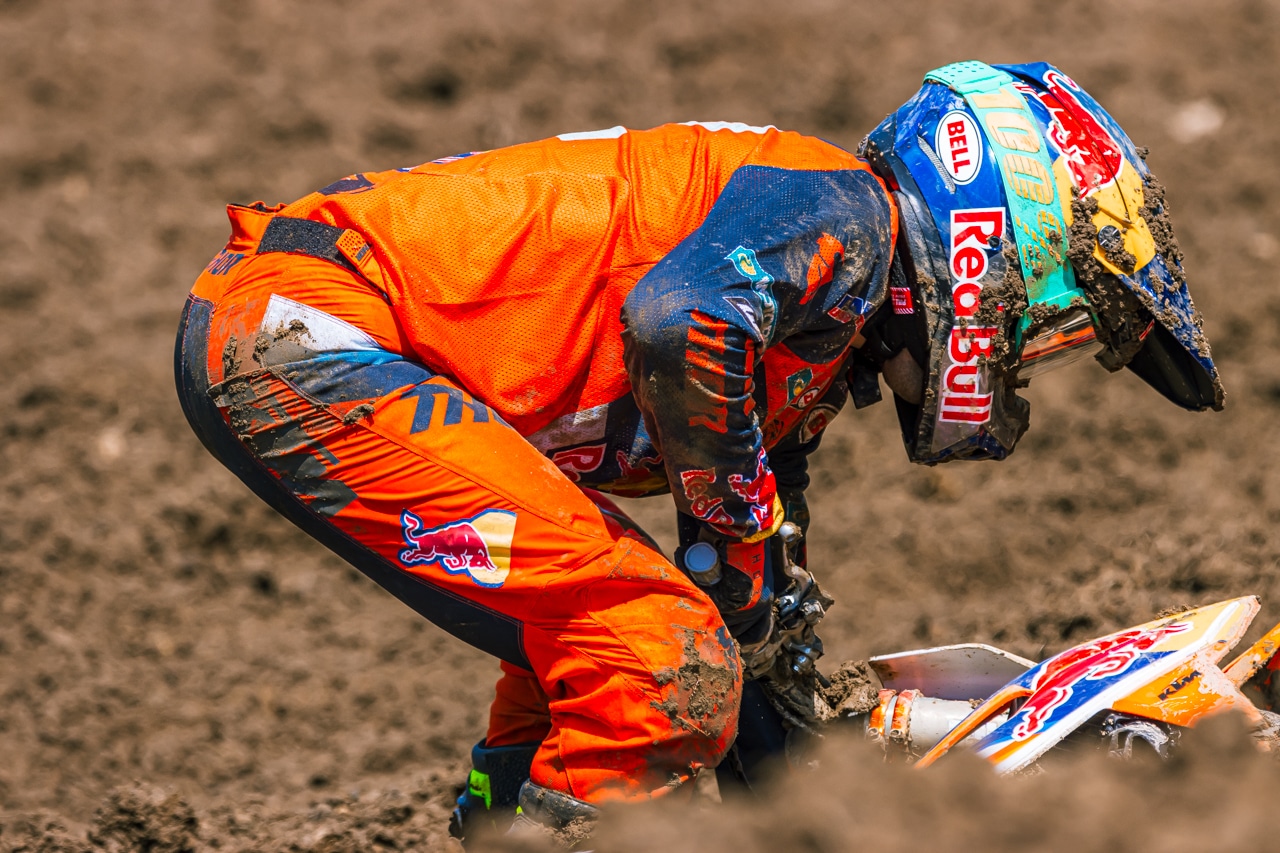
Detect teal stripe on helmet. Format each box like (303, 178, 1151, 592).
(924, 61, 1089, 346)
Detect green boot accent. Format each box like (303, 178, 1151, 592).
(448, 740, 540, 845)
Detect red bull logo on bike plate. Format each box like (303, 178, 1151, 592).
(398, 508, 517, 588)
(1010, 620, 1192, 741)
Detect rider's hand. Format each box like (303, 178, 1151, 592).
(733, 605, 784, 680)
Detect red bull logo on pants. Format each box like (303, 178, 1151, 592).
(399, 508, 518, 588)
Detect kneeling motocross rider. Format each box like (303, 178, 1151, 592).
(175, 61, 1222, 839)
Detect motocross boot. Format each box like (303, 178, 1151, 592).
(506, 780, 600, 847)
(448, 740, 540, 845)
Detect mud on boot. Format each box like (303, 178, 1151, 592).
(506, 780, 600, 848)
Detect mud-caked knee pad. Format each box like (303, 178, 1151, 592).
(585, 546, 743, 748)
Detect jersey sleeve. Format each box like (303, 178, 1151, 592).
(621, 161, 896, 540)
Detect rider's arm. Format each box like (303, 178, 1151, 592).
(622, 163, 894, 538)
(622, 160, 895, 637)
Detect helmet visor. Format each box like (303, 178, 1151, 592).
(1017, 308, 1105, 381)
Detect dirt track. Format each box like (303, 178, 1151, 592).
(3, 0, 1280, 850)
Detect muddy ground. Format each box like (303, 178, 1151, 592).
(3, 0, 1280, 850)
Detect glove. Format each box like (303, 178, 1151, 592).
(757, 522, 837, 728)
(734, 606, 785, 681)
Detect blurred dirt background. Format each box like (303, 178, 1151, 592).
(3, 0, 1280, 850)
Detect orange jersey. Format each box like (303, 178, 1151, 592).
(193, 123, 897, 539)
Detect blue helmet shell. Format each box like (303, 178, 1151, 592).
(864, 60, 1222, 464)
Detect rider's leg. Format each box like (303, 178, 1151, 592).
(450, 662, 550, 839)
(177, 257, 742, 816)
(456, 484, 671, 839)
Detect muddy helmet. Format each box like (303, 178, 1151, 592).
(861, 60, 1223, 464)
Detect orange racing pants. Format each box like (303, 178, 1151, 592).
(175, 251, 741, 803)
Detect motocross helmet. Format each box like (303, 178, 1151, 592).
(861, 60, 1224, 464)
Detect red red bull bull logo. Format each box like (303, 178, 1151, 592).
(1016, 70, 1124, 198)
(728, 448, 777, 531)
(1011, 620, 1192, 741)
(398, 508, 517, 588)
(679, 467, 734, 530)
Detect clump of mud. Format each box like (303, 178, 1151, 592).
(1138, 178, 1186, 291)
(819, 659, 881, 718)
(1068, 176, 1223, 411)
(652, 633, 739, 741)
(253, 319, 314, 368)
(971, 242, 1030, 373)
(1068, 192, 1162, 372)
